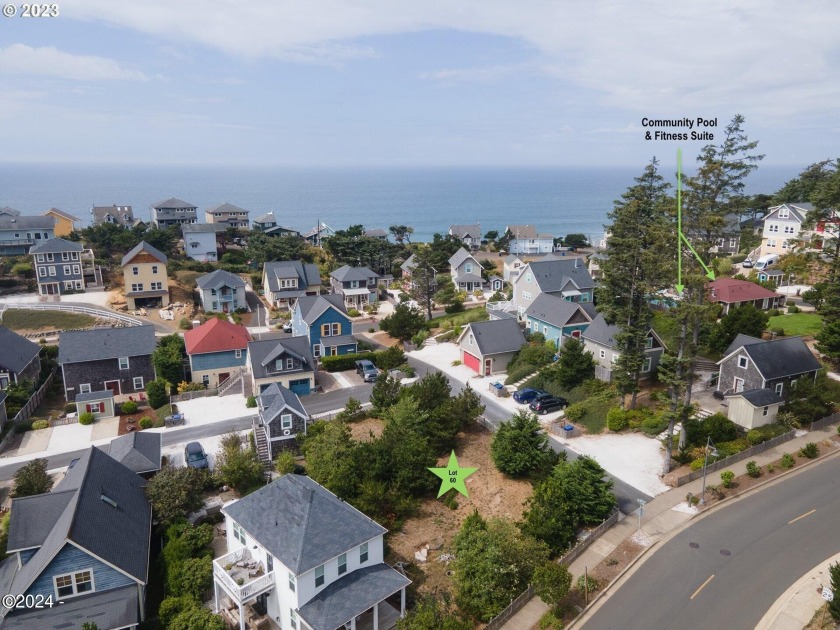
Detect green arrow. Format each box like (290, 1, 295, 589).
(676, 148, 684, 294)
(679, 232, 716, 280)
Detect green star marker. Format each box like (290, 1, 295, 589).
(428, 451, 478, 498)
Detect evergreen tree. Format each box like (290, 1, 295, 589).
(491, 410, 558, 477)
(808, 162, 840, 359)
(829, 561, 840, 622)
(379, 303, 426, 342)
(708, 305, 769, 354)
(551, 337, 595, 389)
(407, 245, 438, 319)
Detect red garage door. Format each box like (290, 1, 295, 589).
(463, 351, 480, 373)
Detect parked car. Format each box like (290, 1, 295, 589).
(513, 387, 548, 404)
(754, 253, 779, 271)
(355, 359, 380, 383)
(529, 394, 569, 415)
(184, 442, 209, 469)
(741, 258, 753, 268)
(281, 321, 293, 333)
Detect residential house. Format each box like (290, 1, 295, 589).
(151, 198, 197, 229)
(488, 275, 504, 292)
(303, 223, 336, 246)
(0, 207, 20, 219)
(587, 251, 606, 280)
(185, 318, 252, 389)
(687, 213, 742, 255)
(182, 223, 223, 262)
(291, 294, 357, 359)
(330, 265, 380, 310)
(449, 224, 482, 250)
(757, 269, 785, 287)
(247, 335, 316, 395)
(525, 294, 594, 348)
(400, 254, 436, 292)
(42, 208, 79, 237)
(91, 204, 137, 228)
(724, 388, 785, 430)
(581, 313, 666, 382)
(511, 258, 595, 319)
(364, 228, 388, 240)
(708, 278, 786, 314)
(0, 446, 151, 630)
(716, 334, 820, 398)
(262, 261, 322, 310)
(252, 213, 300, 237)
(255, 383, 310, 457)
(457, 318, 527, 375)
(121, 241, 169, 310)
(504, 225, 554, 255)
(30, 239, 89, 296)
(0, 215, 55, 256)
(813, 209, 840, 249)
(58, 325, 157, 400)
(448, 248, 484, 293)
(196, 269, 247, 313)
(0, 326, 41, 390)
(105, 431, 162, 477)
(214, 474, 410, 630)
(503, 254, 524, 282)
(760, 202, 812, 256)
(74, 390, 116, 421)
(205, 203, 249, 228)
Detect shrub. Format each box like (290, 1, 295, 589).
(690, 457, 705, 472)
(746, 429, 763, 446)
(720, 470, 734, 488)
(787, 304, 800, 314)
(504, 363, 537, 385)
(766, 308, 780, 317)
(347, 308, 361, 317)
(139, 417, 154, 430)
(368, 327, 375, 333)
(121, 400, 138, 415)
(274, 451, 296, 475)
(779, 453, 795, 469)
(64, 402, 77, 413)
(79, 412, 94, 425)
(147, 379, 169, 409)
(245, 395, 257, 408)
(411, 329, 429, 347)
(576, 574, 599, 593)
(31, 420, 49, 430)
(770, 326, 785, 336)
(606, 407, 629, 432)
(538, 610, 564, 630)
(179, 317, 191, 330)
(153, 416, 166, 428)
(12, 459, 52, 497)
(451, 360, 462, 366)
(799, 442, 819, 459)
(767, 464, 776, 473)
(745, 461, 761, 478)
(444, 300, 464, 314)
(564, 402, 586, 421)
(441, 491, 458, 510)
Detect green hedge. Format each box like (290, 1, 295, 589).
(320, 347, 406, 372)
(504, 363, 537, 385)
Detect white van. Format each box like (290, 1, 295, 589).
(753, 254, 779, 271)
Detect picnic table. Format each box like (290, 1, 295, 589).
(164, 412, 185, 427)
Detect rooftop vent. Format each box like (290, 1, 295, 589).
(100, 494, 118, 509)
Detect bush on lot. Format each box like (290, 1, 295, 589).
(745, 461, 761, 478)
(720, 470, 734, 488)
(31, 420, 49, 430)
(787, 304, 800, 313)
(780, 453, 796, 469)
(139, 417, 154, 430)
(799, 442, 819, 459)
(606, 407, 629, 432)
(121, 400, 138, 415)
(319, 347, 406, 372)
(746, 429, 763, 446)
(245, 396, 257, 408)
(689, 457, 705, 472)
(79, 412, 94, 426)
(64, 403, 77, 413)
(576, 574, 599, 594)
(504, 363, 537, 385)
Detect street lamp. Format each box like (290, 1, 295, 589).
(700, 436, 719, 505)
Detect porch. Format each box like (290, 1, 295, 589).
(213, 546, 275, 630)
(341, 287, 373, 309)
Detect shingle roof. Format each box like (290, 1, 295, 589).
(524, 258, 595, 293)
(295, 294, 348, 324)
(460, 318, 526, 356)
(0, 326, 40, 374)
(0, 207, 20, 217)
(449, 224, 481, 239)
(222, 474, 387, 574)
(258, 382, 308, 423)
(58, 325, 156, 364)
(185, 318, 251, 355)
(5, 491, 75, 551)
(106, 432, 162, 474)
(195, 269, 246, 291)
(0, 216, 56, 230)
(364, 229, 387, 238)
(263, 261, 321, 294)
(330, 265, 379, 283)
(74, 390, 113, 404)
(153, 197, 196, 210)
(721, 335, 821, 380)
(723, 334, 763, 357)
(91, 205, 134, 226)
(253, 212, 276, 224)
(448, 247, 478, 269)
(766, 202, 812, 223)
(121, 240, 168, 266)
(581, 313, 619, 348)
(708, 278, 782, 304)
(248, 336, 315, 381)
(401, 254, 417, 273)
(43, 207, 80, 222)
(726, 388, 784, 407)
(525, 293, 591, 329)
(181, 222, 225, 234)
(206, 202, 248, 215)
(29, 237, 83, 254)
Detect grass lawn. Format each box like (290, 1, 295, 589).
(767, 312, 823, 336)
(426, 306, 488, 331)
(0, 309, 96, 331)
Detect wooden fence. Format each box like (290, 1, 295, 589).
(170, 388, 219, 403)
(484, 585, 536, 630)
(11, 369, 56, 425)
(810, 411, 840, 432)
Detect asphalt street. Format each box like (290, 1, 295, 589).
(582, 453, 840, 630)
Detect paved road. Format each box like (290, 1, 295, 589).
(583, 454, 840, 629)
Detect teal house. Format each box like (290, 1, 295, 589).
(291, 294, 358, 359)
(524, 294, 594, 349)
(184, 318, 252, 389)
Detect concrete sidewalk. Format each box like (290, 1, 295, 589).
(500, 422, 840, 630)
(760, 550, 840, 629)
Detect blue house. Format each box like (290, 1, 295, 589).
(524, 294, 595, 349)
(0, 446, 151, 629)
(184, 318, 252, 389)
(292, 294, 357, 359)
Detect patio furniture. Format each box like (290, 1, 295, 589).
(164, 413, 185, 427)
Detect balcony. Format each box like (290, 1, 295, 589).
(213, 547, 275, 606)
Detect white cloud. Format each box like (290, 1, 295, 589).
(420, 64, 521, 83)
(0, 44, 148, 81)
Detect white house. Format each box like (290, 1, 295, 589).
(182, 223, 223, 262)
(214, 474, 411, 630)
(505, 225, 554, 254)
(759, 203, 812, 257)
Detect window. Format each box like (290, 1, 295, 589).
(522, 291, 532, 300)
(49, 266, 56, 276)
(645, 337, 653, 349)
(290, 609, 298, 630)
(38, 266, 46, 277)
(64, 281, 74, 290)
(315, 565, 324, 587)
(286, 358, 293, 370)
(288, 572, 296, 592)
(642, 358, 652, 373)
(768, 224, 779, 233)
(202, 374, 210, 386)
(233, 522, 246, 545)
(46, 253, 54, 262)
(331, 322, 340, 335)
(599, 349, 606, 359)
(281, 414, 293, 430)
(79, 383, 91, 394)
(266, 555, 273, 573)
(338, 553, 347, 575)
(525, 273, 532, 283)
(729, 239, 737, 248)
(543, 326, 549, 335)
(360, 542, 369, 564)
(321, 323, 330, 337)
(778, 208, 789, 218)
(580, 292, 590, 302)
(54, 570, 93, 599)
(73, 265, 80, 274)
(313, 345, 321, 358)
(775, 383, 783, 395)
(86, 402, 104, 414)
(468, 334, 474, 346)
(75, 281, 82, 290)
(36, 254, 44, 262)
(784, 225, 795, 234)
(234, 349, 242, 359)
(63, 266, 71, 275)
(132, 266, 139, 275)
(152, 265, 158, 274)
(151, 282, 163, 290)
(738, 356, 748, 369)
(118, 357, 129, 370)
(465, 263, 472, 273)
(62, 252, 69, 261)
(611, 353, 619, 363)
(768, 239, 776, 248)
(131, 283, 143, 292)
(762, 406, 769, 417)
(133, 377, 144, 390)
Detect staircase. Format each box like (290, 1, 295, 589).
(218, 368, 244, 397)
(694, 358, 719, 372)
(252, 418, 271, 468)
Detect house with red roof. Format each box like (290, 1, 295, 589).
(185, 318, 252, 389)
(708, 278, 786, 315)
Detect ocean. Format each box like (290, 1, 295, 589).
(0, 163, 799, 243)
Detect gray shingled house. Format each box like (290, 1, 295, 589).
(214, 474, 410, 630)
(58, 326, 157, 401)
(0, 446, 152, 630)
(262, 260, 322, 309)
(448, 248, 484, 293)
(254, 382, 310, 460)
(106, 431, 162, 477)
(248, 335, 316, 396)
(330, 265, 380, 310)
(0, 326, 41, 391)
(581, 313, 665, 382)
(510, 257, 595, 320)
(151, 197, 197, 228)
(457, 318, 527, 375)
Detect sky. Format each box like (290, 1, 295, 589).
(1, 1, 839, 167)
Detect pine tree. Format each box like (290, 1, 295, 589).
(552, 337, 595, 389)
(829, 561, 840, 622)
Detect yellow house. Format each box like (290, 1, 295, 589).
(121, 241, 170, 310)
(42, 207, 80, 237)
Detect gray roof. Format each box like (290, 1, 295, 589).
(364, 229, 388, 238)
(298, 564, 411, 630)
(92, 205, 134, 226)
(0, 216, 55, 230)
(0, 326, 40, 374)
(222, 474, 387, 574)
(153, 197, 196, 210)
(0, 207, 20, 217)
(196, 269, 246, 291)
(506, 224, 553, 239)
(722, 335, 821, 380)
(206, 202, 248, 215)
(504, 254, 523, 264)
(29, 237, 82, 254)
(74, 390, 113, 404)
(0, 583, 139, 630)
(253, 212, 276, 224)
(295, 294, 348, 325)
(319, 334, 357, 347)
(264, 261, 321, 295)
(448, 247, 478, 269)
(2, 447, 150, 608)
(461, 318, 527, 356)
(726, 388, 784, 407)
(248, 336, 315, 381)
(767, 202, 812, 223)
(723, 334, 763, 357)
(43, 207, 80, 221)
(121, 240, 168, 266)
(525, 293, 591, 329)
(58, 325, 156, 364)
(181, 222, 225, 234)
(5, 491, 75, 552)
(525, 258, 595, 293)
(330, 265, 380, 283)
(580, 313, 619, 348)
(106, 432, 162, 474)
(258, 382, 308, 424)
(454, 272, 483, 284)
(449, 224, 481, 239)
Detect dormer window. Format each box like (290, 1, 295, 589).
(779, 208, 789, 218)
(54, 570, 93, 599)
(645, 337, 653, 349)
(315, 564, 325, 587)
(465, 263, 472, 273)
(281, 414, 293, 430)
(286, 358, 294, 370)
(525, 273, 532, 283)
(738, 356, 748, 369)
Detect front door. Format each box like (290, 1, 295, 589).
(733, 377, 745, 393)
(484, 358, 492, 376)
(104, 380, 121, 396)
(218, 372, 230, 386)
